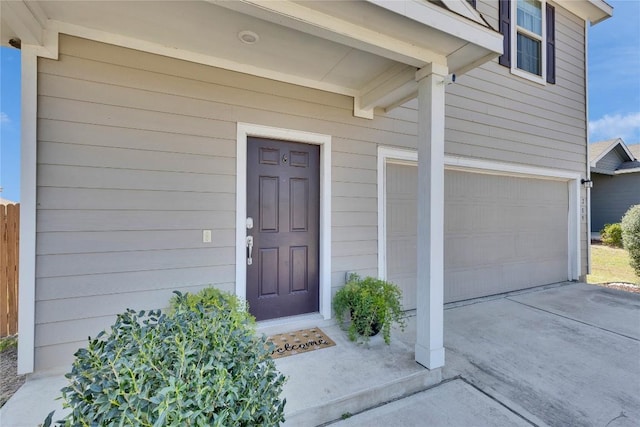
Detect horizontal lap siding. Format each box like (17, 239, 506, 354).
(596, 150, 624, 171)
(591, 173, 640, 231)
(446, 1, 587, 173)
(35, 35, 405, 369)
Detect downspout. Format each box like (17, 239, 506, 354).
(584, 22, 592, 278)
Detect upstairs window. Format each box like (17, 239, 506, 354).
(516, 0, 543, 75)
(498, 0, 555, 84)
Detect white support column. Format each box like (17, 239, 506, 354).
(414, 63, 447, 370)
(17, 46, 38, 374)
(18, 45, 38, 374)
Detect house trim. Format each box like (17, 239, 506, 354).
(615, 168, 640, 175)
(377, 148, 581, 286)
(509, 0, 548, 85)
(590, 138, 634, 167)
(236, 123, 332, 320)
(585, 22, 592, 275)
(367, 0, 502, 53)
(17, 46, 38, 375)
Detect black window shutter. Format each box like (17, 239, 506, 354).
(498, 0, 511, 67)
(546, 4, 556, 84)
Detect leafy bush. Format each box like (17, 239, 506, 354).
(333, 274, 406, 344)
(46, 288, 286, 426)
(621, 205, 640, 277)
(169, 286, 246, 314)
(601, 223, 624, 248)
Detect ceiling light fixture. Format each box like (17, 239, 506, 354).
(238, 30, 259, 45)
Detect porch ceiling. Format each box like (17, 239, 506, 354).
(1, 0, 503, 117)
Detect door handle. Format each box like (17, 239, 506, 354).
(246, 235, 254, 265)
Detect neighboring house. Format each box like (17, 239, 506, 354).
(1, 0, 612, 375)
(0, 198, 17, 205)
(590, 138, 640, 232)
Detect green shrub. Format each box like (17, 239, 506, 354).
(621, 205, 640, 277)
(169, 286, 246, 314)
(46, 289, 286, 426)
(333, 274, 406, 344)
(601, 223, 624, 248)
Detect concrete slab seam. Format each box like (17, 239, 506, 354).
(458, 377, 538, 427)
(319, 375, 459, 426)
(505, 298, 640, 342)
(443, 282, 574, 311)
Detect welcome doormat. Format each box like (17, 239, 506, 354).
(267, 327, 336, 359)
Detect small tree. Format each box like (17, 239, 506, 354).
(621, 205, 640, 277)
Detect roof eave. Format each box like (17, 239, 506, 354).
(556, 0, 613, 25)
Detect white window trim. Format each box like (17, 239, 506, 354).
(510, 0, 547, 85)
(236, 123, 332, 320)
(377, 148, 581, 285)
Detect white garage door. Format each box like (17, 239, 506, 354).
(386, 164, 570, 307)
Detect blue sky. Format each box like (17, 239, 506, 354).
(0, 0, 639, 202)
(587, 0, 640, 146)
(0, 47, 20, 202)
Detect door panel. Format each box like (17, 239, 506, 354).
(247, 137, 320, 320)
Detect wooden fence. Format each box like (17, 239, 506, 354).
(1, 203, 19, 337)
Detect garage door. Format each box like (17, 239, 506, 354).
(386, 164, 569, 307)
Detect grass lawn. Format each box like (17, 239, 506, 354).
(587, 244, 640, 285)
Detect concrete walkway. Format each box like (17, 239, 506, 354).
(332, 378, 530, 426)
(337, 283, 640, 426)
(2, 283, 639, 426)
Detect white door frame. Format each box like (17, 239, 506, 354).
(377, 147, 581, 284)
(236, 123, 332, 319)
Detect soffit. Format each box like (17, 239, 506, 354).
(555, 0, 613, 25)
(1, 0, 503, 116)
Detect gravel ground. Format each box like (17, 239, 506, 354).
(600, 282, 640, 294)
(0, 343, 26, 408)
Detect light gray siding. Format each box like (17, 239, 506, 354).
(440, 0, 588, 174)
(595, 148, 625, 171)
(591, 173, 640, 232)
(36, 35, 406, 369)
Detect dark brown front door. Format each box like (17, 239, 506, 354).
(246, 137, 320, 321)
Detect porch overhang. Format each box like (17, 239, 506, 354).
(1, 0, 502, 119)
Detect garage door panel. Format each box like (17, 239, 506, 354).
(445, 233, 517, 268)
(444, 170, 568, 301)
(387, 165, 569, 305)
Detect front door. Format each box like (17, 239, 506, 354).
(246, 137, 320, 321)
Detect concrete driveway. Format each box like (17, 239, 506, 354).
(336, 283, 640, 426)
